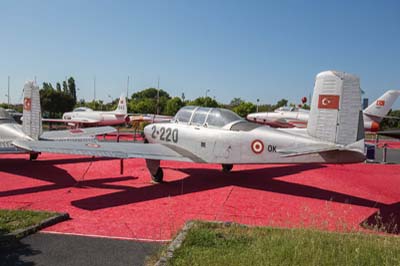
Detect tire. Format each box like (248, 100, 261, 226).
(29, 153, 39, 161)
(222, 164, 233, 172)
(151, 167, 164, 183)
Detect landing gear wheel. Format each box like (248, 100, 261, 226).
(222, 164, 233, 172)
(29, 153, 40, 161)
(151, 167, 164, 183)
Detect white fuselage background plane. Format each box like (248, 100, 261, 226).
(247, 90, 400, 132)
(44, 95, 129, 127)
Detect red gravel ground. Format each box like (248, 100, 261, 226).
(0, 153, 399, 241)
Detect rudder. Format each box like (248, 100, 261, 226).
(22, 81, 42, 140)
(307, 71, 363, 146)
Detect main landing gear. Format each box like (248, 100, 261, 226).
(29, 152, 40, 161)
(146, 159, 164, 183)
(222, 164, 233, 172)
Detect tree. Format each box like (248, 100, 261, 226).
(56, 82, 62, 92)
(380, 109, 400, 130)
(232, 101, 256, 117)
(275, 98, 288, 108)
(67, 77, 77, 103)
(131, 88, 170, 100)
(130, 88, 171, 114)
(188, 97, 219, 108)
(165, 97, 184, 115)
(229, 97, 244, 107)
(40, 85, 75, 118)
(62, 81, 68, 93)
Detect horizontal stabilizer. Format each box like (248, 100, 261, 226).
(12, 140, 194, 162)
(278, 140, 364, 158)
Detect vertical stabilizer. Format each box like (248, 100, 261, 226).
(22, 81, 42, 140)
(114, 94, 127, 115)
(307, 71, 363, 145)
(363, 90, 400, 122)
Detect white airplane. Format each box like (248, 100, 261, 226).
(43, 95, 129, 127)
(0, 81, 116, 160)
(247, 90, 400, 132)
(14, 71, 366, 183)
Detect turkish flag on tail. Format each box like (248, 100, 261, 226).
(318, 95, 340, 109)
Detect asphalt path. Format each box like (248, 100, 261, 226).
(0, 233, 160, 266)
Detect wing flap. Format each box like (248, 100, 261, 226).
(12, 140, 194, 162)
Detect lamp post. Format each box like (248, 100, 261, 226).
(256, 98, 260, 112)
(7, 76, 10, 109)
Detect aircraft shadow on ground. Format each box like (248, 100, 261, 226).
(69, 163, 400, 234)
(0, 158, 135, 197)
(1, 159, 398, 235)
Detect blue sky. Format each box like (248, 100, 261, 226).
(0, 0, 399, 108)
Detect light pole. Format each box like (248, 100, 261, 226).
(7, 76, 10, 108)
(256, 98, 260, 112)
(205, 89, 210, 98)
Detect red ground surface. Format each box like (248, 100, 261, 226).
(0, 153, 399, 241)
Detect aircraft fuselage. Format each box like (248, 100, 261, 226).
(144, 122, 364, 165)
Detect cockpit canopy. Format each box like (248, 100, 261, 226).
(73, 107, 93, 112)
(275, 106, 309, 113)
(172, 106, 242, 128)
(0, 108, 16, 124)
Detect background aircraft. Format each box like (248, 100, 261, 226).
(14, 71, 365, 183)
(247, 90, 400, 132)
(43, 95, 129, 127)
(1, 81, 115, 160)
(43, 95, 172, 127)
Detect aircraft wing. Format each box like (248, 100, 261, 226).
(377, 129, 400, 139)
(40, 126, 116, 141)
(42, 118, 100, 124)
(11, 140, 194, 162)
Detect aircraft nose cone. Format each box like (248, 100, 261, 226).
(246, 114, 255, 121)
(143, 124, 152, 139)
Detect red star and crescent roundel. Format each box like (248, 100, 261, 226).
(23, 98, 32, 111)
(251, 139, 264, 154)
(376, 100, 385, 107)
(317, 95, 340, 109)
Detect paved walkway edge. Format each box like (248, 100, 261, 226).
(0, 212, 70, 245)
(155, 220, 195, 266)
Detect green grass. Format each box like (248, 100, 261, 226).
(0, 209, 56, 236)
(167, 222, 400, 266)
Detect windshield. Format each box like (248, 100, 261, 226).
(173, 106, 242, 128)
(73, 107, 93, 112)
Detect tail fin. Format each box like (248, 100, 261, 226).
(363, 90, 400, 122)
(307, 70, 364, 146)
(114, 94, 127, 115)
(22, 81, 42, 140)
